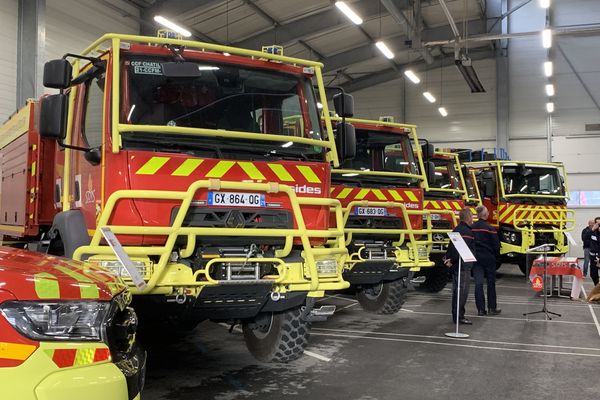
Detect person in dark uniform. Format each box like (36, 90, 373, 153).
(582, 220, 594, 277)
(444, 208, 475, 325)
(471, 205, 501, 316)
(589, 217, 600, 286)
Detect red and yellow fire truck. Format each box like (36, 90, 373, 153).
(0, 247, 144, 400)
(465, 160, 575, 274)
(0, 34, 355, 362)
(329, 117, 436, 313)
(419, 150, 465, 291)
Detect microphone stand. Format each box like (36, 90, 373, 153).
(523, 243, 561, 320)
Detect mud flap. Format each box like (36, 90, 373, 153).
(48, 210, 90, 258)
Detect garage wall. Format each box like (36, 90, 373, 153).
(0, 0, 18, 123)
(350, 77, 405, 123)
(45, 0, 140, 62)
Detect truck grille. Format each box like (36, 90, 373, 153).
(171, 207, 293, 229)
(346, 216, 404, 230)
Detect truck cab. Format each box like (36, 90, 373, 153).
(466, 160, 575, 274)
(330, 117, 434, 314)
(3, 33, 355, 363)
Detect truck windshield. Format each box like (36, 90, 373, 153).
(121, 55, 324, 159)
(502, 165, 564, 195)
(430, 158, 461, 190)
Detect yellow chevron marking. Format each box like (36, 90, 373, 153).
(454, 202, 463, 210)
(372, 189, 387, 201)
(31, 161, 36, 177)
(136, 156, 170, 175)
(296, 166, 321, 183)
(206, 161, 235, 178)
(171, 159, 203, 176)
(499, 204, 516, 222)
(389, 190, 403, 201)
(268, 164, 294, 182)
(442, 201, 453, 210)
(430, 201, 442, 209)
(238, 162, 266, 180)
(355, 189, 370, 200)
(337, 188, 353, 199)
(73, 348, 96, 366)
(405, 191, 418, 202)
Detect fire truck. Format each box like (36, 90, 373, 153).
(329, 117, 436, 313)
(464, 160, 575, 274)
(419, 150, 465, 292)
(0, 34, 356, 362)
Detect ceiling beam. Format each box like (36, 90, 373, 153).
(340, 48, 494, 93)
(231, 1, 386, 50)
(380, 0, 434, 63)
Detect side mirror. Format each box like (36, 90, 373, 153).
(335, 122, 356, 162)
(333, 93, 354, 118)
(426, 161, 436, 184)
(39, 94, 68, 140)
(84, 148, 102, 166)
(421, 142, 434, 161)
(483, 181, 495, 198)
(43, 59, 72, 89)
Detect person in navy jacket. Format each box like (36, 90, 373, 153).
(444, 208, 475, 325)
(472, 205, 501, 316)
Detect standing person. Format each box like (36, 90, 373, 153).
(471, 205, 501, 316)
(444, 208, 475, 325)
(582, 220, 594, 277)
(589, 217, 600, 286)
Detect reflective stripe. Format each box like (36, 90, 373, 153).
(171, 159, 203, 176)
(371, 189, 387, 201)
(430, 201, 442, 209)
(336, 188, 353, 199)
(388, 190, 403, 201)
(0, 342, 36, 361)
(442, 201, 453, 210)
(74, 348, 97, 366)
(34, 272, 60, 299)
(405, 191, 418, 202)
(45, 347, 111, 368)
(135, 156, 170, 175)
(31, 161, 36, 177)
(296, 165, 321, 183)
(355, 189, 370, 200)
(206, 160, 235, 178)
(238, 161, 266, 180)
(53, 266, 99, 299)
(268, 164, 294, 181)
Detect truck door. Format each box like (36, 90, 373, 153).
(68, 73, 105, 232)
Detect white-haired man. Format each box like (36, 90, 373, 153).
(472, 205, 501, 316)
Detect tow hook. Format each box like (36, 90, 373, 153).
(300, 297, 336, 322)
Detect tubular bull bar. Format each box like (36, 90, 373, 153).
(512, 206, 575, 254)
(338, 200, 452, 269)
(73, 179, 349, 295)
(426, 210, 459, 253)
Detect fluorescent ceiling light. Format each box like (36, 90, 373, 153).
(375, 41, 395, 59)
(282, 141, 293, 148)
(423, 91, 436, 103)
(404, 69, 420, 84)
(546, 102, 555, 113)
(545, 84, 555, 96)
(154, 16, 192, 37)
(544, 61, 553, 77)
(542, 29, 552, 48)
(438, 107, 448, 117)
(539, 0, 550, 8)
(335, 2, 363, 25)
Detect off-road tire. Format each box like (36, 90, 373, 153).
(356, 278, 408, 314)
(422, 266, 449, 292)
(243, 307, 310, 363)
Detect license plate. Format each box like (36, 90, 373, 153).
(207, 192, 265, 207)
(355, 207, 388, 216)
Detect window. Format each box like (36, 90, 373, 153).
(83, 76, 105, 148)
(568, 191, 600, 207)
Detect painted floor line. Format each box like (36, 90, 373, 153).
(313, 327, 600, 352)
(389, 309, 594, 325)
(311, 332, 600, 358)
(338, 302, 358, 311)
(581, 286, 600, 338)
(303, 350, 332, 362)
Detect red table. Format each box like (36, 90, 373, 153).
(529, 257, 583, 298)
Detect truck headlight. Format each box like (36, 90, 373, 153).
(94, 260, 150, 279)
(316, 259, 338, 275)
(0, 301, 110, 341)
(417, 245, 429, 258)
(501, 230, 519, 244)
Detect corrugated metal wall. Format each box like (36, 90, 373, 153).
(351, 77, 405, 122)
(0, 0, 18, 123)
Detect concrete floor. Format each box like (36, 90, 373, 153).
(142, 265, 600, 400)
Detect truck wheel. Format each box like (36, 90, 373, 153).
(422, 267, 449, 293)
(356, 278, 408, 314)
(242, 308, 310, 363)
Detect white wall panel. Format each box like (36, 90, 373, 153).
(0, 0, 18, 122)
(350, 77, 405, 122)
(508, 138, 547, 161)
(45, 0, 139, 62)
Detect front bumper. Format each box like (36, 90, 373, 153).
(0, 342, 145, 400)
